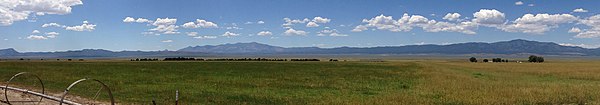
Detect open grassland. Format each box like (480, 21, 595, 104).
(1, 60, 600, 104)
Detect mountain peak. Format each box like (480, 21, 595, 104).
(178, 42, 285, 53)
(0, 48, 19, 55)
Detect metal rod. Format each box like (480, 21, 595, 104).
(1, 86, 80, 105)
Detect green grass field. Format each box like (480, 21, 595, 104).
(1, 60, 600, 104)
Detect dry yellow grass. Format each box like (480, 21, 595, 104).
(375, 60, 600, 104)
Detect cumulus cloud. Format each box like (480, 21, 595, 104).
(45, 32, 59, 38)
(568, 27, 582, 33)
(257, 31, 273, 36)
(245, 20, 265, 25)
(149, 18, 179, 34)
(123, 17, 135, 22)
(306, 21, 319, 27)
(221, 31, 239, 37)
(317, 29, 348, 36)
(283, 18, 310, 26)
(283, 17, 331, 27)
(42, 23, 64, 28)
(573, 8, 588, 13)
(27, 35, 47, 40)
(182, 19, 218, 28)
(186, 32, 198, 36)
(0, 0, 83, 26)
(312, 17, 331, 23)
(65, 21, 96, 31)
(472, 9, 506, 26)
(515, 1, 524, 5)
(123, 17, 152, 23)
(559, 43, 600, 48)
(284, 28, 307, 35)
(351, 25, 368, 32)
(32, 30, 40, 34)
(443, 13, 461, 21)
(352, 14, 476, 34)
(161, 40, 173, 43)
(193, 35, 217, 39)
(574, 15, 600, 38)
(500, 13, 577, 34)
(152, 18, 177, 26)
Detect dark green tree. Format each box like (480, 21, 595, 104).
(469, 57, 477, 62)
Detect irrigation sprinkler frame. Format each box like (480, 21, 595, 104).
(59, 78, 115, 105)
(1, 72, 116, 105)
(2, 72, 45, 105)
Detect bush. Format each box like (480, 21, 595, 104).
(469, 57, 477, 62)
(528, 55, 544, 63)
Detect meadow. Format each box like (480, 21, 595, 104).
(1, 59, 600, 104)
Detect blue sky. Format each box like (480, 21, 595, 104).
(1, 0, 600, 52)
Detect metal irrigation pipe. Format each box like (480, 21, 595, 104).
(59, 78, 115, 105)
(3, 72, 45, 105)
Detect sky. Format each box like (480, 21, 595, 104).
(1, 0, 600, 52)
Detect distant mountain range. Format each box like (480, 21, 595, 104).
(1, 39, 599, 58)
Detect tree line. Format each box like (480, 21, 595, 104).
(469, 55, 544, 63)
(130, 57, 324, 62)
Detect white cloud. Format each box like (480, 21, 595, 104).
(359, 14, 412, 32)
(193, 35, 217, 39)
(500, 13, 577, 34)
(472, 9, 506, 25)
(42, 23, 64, 28)
(421, 21, 477, 34)
(442, 13, 461, 21)
(317, 29, 348, 36)
(575, 15, 600, 38)
(354, 14, 476, 34)
(284, 17, 330, 27)
(306, 21, 319, 27)
(569, 27, 582, 33)
(351, 25, 368, 32)
(186, 32, 198, 36)
(257, 31, 273, 36)
(32, 30, 40, 34)
(123, 17, 152, 23)
(283, 18, 310, 26)
(152, 18, 177, 26)
(148, 18, 179, 34)
(221, 31, 239, 37)
(123, 17, 135, 22)
(65, 21, 96, 31)
(559, 43, 600, 48)
(27, 35, 47, 40)
(135, 18, 151, 23)
(284, 28, 307, 36)
(45, 32, 59, 38)
(161, 40, 173, 43)
(0, 0, 83, 26)
(245, 20, 265, 25)
(182, 19, 218, 28)
(528, 4, 535, 7)
(573, 8, 589, 13)
(515, 1, 524, 5)
(312, 17, 331, 23)
(141, 32, 159, 36)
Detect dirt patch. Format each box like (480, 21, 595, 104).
(1, 86, 112, 105)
